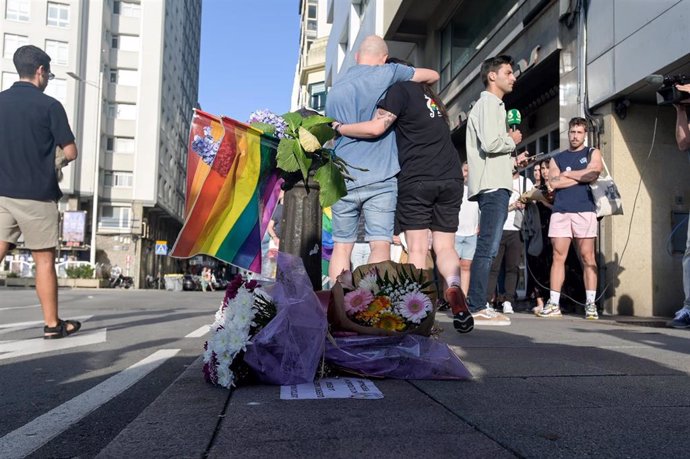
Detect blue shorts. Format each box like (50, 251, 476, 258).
(454, 234, 477, 260)
(331, 179, 397, 243)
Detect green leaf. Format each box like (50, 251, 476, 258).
(302, 115, 334, 129)
(249, 122, 276, 136)
(308, 123, 335, 146)
(293, 140, 312, 179)
(298, 126, 322, 153)
(277, 138, 300, 172)
(314, 159, 347, 207)
(282, 112, 303, 133)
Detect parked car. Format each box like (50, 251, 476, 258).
(183, 274, 201, 291)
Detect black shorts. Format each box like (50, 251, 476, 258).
(396, 179, 463, 233)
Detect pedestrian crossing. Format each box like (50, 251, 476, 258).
(0, 314, 211, 458)
(0, 349, 180, 459)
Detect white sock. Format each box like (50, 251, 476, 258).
(586, 290, 596, 304)
(549, 291, 560, 305)
(446, 276, 460, 288)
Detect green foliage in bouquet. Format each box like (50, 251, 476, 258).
(275, 113, 354, 208)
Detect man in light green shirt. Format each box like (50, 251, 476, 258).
(455, 55, 527, 333)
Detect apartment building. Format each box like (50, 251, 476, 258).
(0, 0, 201, 287)
(324, 0, 690, 318)
(291, 0, 331, 113)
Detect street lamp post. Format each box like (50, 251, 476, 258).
(67, 70, 103, 269)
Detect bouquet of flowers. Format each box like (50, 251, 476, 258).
(329, 261, 437, 336)
(247, 108, 357, 208)
(202, 275, 276, 389)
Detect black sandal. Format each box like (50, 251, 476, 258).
(44, 319, 82, 339)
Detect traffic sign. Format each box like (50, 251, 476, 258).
(155, 241, 168, 256)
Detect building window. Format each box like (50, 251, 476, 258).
(45, 39, 69, 65)
(47, 2, 70, 28)
(104, 171, 133, 188)
(439, 0, 519, 88)
(5, 0, 30, 21)
(1, 72, 19, 91)
(3, 33, 28, 59)
(115, 1, 141, 18)
(100, 205, 131, 229)
(107, 103, 137, 120)
(44, 78, 67, 104)
(106, 137, 135, 154)
(308, 82, 327, 112)
(307, 4, 316, 19)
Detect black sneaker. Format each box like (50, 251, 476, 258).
(453, 311, 474, 333)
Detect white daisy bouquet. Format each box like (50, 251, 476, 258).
(330, 261, 437, 336)
(203, 275, 276, 389)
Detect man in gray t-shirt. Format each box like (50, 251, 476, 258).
(326, 35, 439, 282)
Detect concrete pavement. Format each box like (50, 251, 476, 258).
(97, 310, 690, 458)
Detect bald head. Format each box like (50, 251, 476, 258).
(356, 35, 388, 65)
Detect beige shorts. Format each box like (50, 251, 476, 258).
(0, 197, 59, 250)
(549, 211, 598, 239)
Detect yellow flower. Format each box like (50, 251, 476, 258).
(374, 311, 406, 331)
(359, 296, 391, 321)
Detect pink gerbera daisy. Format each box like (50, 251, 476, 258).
(397, 291, 432, 323)
(344, 288, 374, 315)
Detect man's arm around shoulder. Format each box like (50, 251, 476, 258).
(411, 67, 440, 84)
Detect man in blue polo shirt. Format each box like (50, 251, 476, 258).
(0, 45, 81, 339)
(326, 35, 439, 281)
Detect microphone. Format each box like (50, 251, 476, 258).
(507, 109, 522, 131)
(644, 74, 664, 85)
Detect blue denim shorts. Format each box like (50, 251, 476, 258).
(454, 234, 477, 260)
(331, 179, 397, 243)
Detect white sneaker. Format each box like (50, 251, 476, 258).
(472, 307, 511, 326)
(502, 301, 514, 314)
(585, 302, 599, 320)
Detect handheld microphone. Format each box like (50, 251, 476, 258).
(507, 109, 522, 131)
(644, 74, 664, 86)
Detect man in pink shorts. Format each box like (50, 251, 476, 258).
(539, 117, 602, 320)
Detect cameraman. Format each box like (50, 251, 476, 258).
(669, 83, 690, 328)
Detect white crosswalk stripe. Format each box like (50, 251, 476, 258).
(185, 324, 210, 338)
(0, 349, 180, 459)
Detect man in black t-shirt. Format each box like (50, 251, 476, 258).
(335, 60, 473, 331)
(0, 45, 81, 339)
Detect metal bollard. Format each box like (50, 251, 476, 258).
(279, 176, 322, 291)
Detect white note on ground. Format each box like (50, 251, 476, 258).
(280, 377, 383, 400)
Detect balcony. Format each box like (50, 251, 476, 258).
(108, 84, 138, 104)
(109, 51, 139, 70)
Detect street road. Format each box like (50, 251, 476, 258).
(0, 287, 223, 458)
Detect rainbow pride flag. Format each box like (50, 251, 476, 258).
(171, 109, 282, 272)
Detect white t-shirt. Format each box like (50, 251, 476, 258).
(457, 184, 480, 236)
(504, 176, 534, 231)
